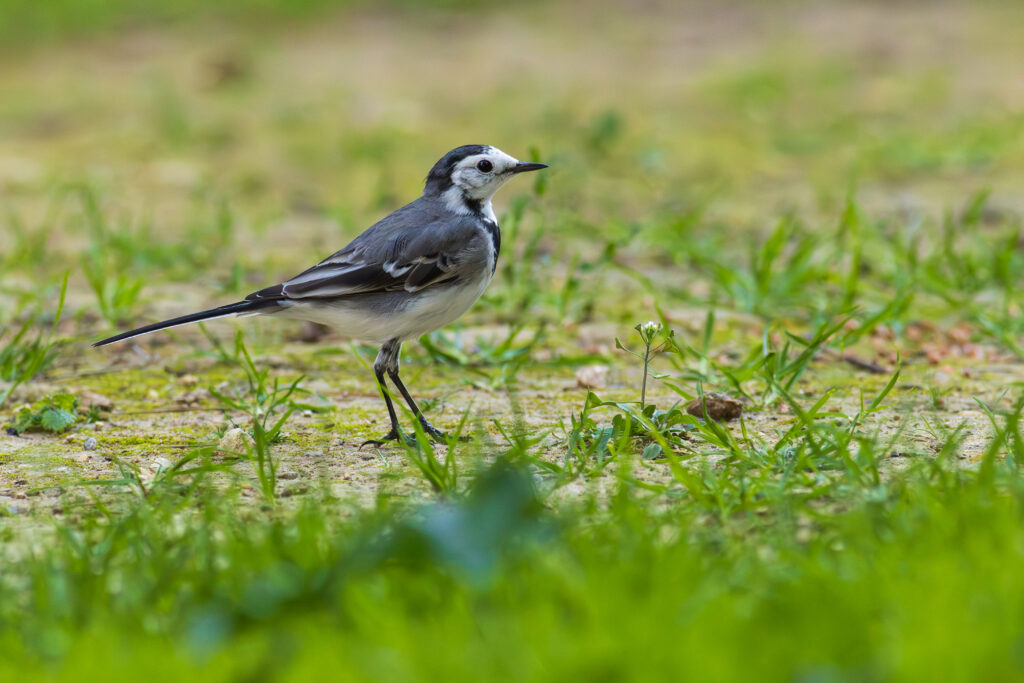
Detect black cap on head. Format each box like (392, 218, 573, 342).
(424, 144, 489, 194)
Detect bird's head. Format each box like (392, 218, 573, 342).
(424, 145, 547, 213)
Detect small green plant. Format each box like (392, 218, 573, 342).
(616, 320, 674, 408)
(81, 251, 145, 328)
(554, 389, 690, 483)
(662, 313, 853, 409)
(400, 412, 467, 496)
(7, 393, 79, 434)
(208, 330, 303, 501)
(0, 273, 69, 409)
(85, 444, 231, 500)
(1, 212, 48, 272)
(551, 322, 689, 480)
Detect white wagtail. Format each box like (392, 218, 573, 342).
(95, 145, 548, 445)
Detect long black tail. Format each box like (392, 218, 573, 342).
(93, 299, 277, 347)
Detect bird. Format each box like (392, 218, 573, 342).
(94, 145, 548, 445)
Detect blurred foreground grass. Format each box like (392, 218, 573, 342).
(6, 454, 1024, 681)
(4, 0, 1024, 679)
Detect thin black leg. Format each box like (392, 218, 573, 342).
(388, 368, 469, 443)
(360, 340, 415, 447)
(387, 369, 423, 417)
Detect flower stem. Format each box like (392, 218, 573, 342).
(640, 343, 651, 408)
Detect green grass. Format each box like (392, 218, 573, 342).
(4, 0, 1024, 679)
(5, 441, 1024, 681)
(0, 0, 427, 48)
(0, 273, 68, 409)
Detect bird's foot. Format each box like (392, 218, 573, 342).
(359, 429, 416, 449)
(358, 423, 469, 449)
(418, 419, 471, 444)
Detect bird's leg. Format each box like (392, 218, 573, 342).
(360, 340, 414, 447)
(358, 369, 407, 447)
(387, 367, 469, 443)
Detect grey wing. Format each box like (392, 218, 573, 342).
(246, 205, 485, 302)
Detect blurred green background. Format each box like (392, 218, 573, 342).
(3, 0, 1024, 322)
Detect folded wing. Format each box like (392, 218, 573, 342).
(246, 200, 483, 303)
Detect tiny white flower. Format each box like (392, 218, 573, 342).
(635, 320, 664, 344)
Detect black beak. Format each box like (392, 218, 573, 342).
(511, 162, 548, 174)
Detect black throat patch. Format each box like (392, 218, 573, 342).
(482, 219, 500, 272)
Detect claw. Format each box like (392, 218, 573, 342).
(359, 429, 416, 449)
(418, 420, 470, 444)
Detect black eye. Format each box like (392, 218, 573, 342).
(476, 159, 493, 172)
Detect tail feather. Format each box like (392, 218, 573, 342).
(93, 300, 276, 347)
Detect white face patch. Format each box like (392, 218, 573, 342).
(449, 146, 523, 202)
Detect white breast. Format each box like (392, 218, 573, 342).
(393, 267, 493, 340)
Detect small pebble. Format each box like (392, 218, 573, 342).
(686, 393, 744, 421)
(139, 457, 173, 486)
(217, 427, 253, 453)
(79, 390, 114, 412)
(296, 321, 331, 343)
(83, 436, 98, 450)
(281, 483, 309, 498)
(575, 364, 610, 390)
